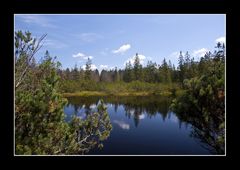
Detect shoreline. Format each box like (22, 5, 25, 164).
(62, 91, 175, 97)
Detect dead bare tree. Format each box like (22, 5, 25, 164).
(15, 33, 47, 89)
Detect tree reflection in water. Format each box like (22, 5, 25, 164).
(66, 95, 224, 154)
(175, 111, 225, 154)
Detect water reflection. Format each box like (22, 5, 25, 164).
(113, 120, 130, 130)
(65, 96, 224, 154)
(175, 111, 225, 154)
(66, 96, 172, 126)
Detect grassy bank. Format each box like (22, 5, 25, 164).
(61, 81, 183, 97)
(63, 89, 184, 97)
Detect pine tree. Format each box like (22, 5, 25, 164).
(145, 61, 157, 83)
(71, 64, 79, 80)
(178, 51, 185, 85)
(84, 58, 92, 80)
(133, 53, 143, 81)
(184, 51, 191, 79)
(15, 31, 112, 155)
(113, 67, 120, 82)
(159, 58, 171, 83)
(123, 61, 134, 82)
(171, 43, 225, 154)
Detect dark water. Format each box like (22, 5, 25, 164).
(64, 96, 221, 155)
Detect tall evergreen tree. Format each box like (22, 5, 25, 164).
(113, 67, 120, 82)
(178, 51, 185, 85)
(184, 51, 191, 79)
(133, 53, 143, 81)
(84, 58, 92, 80)
(145, 61, 157, 82)
(123, 61, 134, 82)
(72, 63, 79, 80)
(159, 58, 171, 83)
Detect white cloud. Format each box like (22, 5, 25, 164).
(90, 104, 97, 109)
(192, 48, 209, 58)
(129, 109, 135, 115)
(124, 54, 146, 66)
(215, 36, 225, 44)
(139, 114, 145, 120)
(171, 115, 179, 123)
(166, 41, 218, 67)
(72, 52, 93, 60)
(113, 44, 131, 54)
(78, 33, 103, 43)
(73, 52, 85, 58)
(109, 67, 115, 70)
(166, 49, 210, 68)
(167, 51, 184, 65)
(16, 15, 56, 28)
(169, 51, 180, 59)
(113, 120, 130, 130)
(100, 65, 108, 69)
(82, 64, 97, 70)
(86, 56, 93, 59)
(91, 64, 97, 70)
(167, 48, 208, 63)
(168, 49, 208, 60)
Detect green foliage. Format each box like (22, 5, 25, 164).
(158, 58, 172, 84)
(113, 67, 120, 82)
(144, 61, 157, 83)
(67, 99, 112, 154)
(133, 53, 143, 81)
(170, 43, 225, 154)
(84, 58, 92, 80)
(62, 81, 180, 97)
(15, 30, 225, 154)
(15, 31, 112, 155)
(123, 61, 134, 82)
(15, 50, 72, 154)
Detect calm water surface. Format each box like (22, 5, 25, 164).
(64, 96, 217, 155)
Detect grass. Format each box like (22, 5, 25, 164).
(62, 90, 180, 97)
(61, 81, 183, 97)
(63, 91, 108, 97)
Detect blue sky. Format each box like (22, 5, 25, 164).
(14, 14, 225, 71)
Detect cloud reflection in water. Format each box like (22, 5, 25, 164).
(113, 120, 130, 130)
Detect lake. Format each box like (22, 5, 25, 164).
(64, 95, 220, 155)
